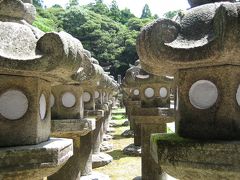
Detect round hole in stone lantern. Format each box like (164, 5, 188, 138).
(189, 80, 218, 109)
(95, 91, 100, 98)
(83, 92, 91, 102)
(144, 87, 154, 98)
(236, 85, 240, 106)
(133, 89, 140, 96)
(160, 87, 168, 98)
(62, 92, 76, 108)
(0, 90, 28, 120)
(50, 94, 55, 108)
(39, 93, 47, 120)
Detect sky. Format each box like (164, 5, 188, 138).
(43, 0, 190, 17)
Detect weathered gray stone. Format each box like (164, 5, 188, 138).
(176, 65, 240, 140)
(51, 85, 84, 119)
(137, 2, 240, 76)
(138, 1, 240, 179)
(51, 119, 95, 137)
(121, 129, 134, 138)
(122, 120, 130, 126)
(92, 152, 113, 168)
(0, 138, 73, 180)
(122, 62, 174, 180)
(0, 1, 108, 180)
(151, 134, 240, 180)
(123, 143, 141, 156)
(0, 3, 94, 85)
(49, 84, 96, 180)
(0, 76, 51, 146)
(100, 141, 113, 152)
(188, 0, 235, 8)
(103, 134, 113, 141)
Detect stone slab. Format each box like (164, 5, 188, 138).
(51, 119, 96, 137)
(84, 110, 104, 121)
(133, 108, 174, 124)
(121, 129, 134, 138)
(151, 133, 240, 180)
(100, 141, 113, 152)
(103, 134, 113, 141)
(122, 120, 130, 126)
(92, 153, 113, 168)
(0, 138, 73, 179)
(123, 143, 141, 156)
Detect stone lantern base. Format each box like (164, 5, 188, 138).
(92, 152, 113, 168)
(0, 138, 73, 180)
(151, 133, 240, 180)
(48, 119, 95, 180)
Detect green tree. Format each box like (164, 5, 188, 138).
(141, 4, 152, 19)
(120, 8, 135, 24)
(127, 17, 153, 31)
(33, 0, 43, 7)
(163, 10, 181, 19)
(68, 0, 79, 7)
(109, 0, 121, 22)
(86, 0, 110, 16)
(32, 0, 154, 78)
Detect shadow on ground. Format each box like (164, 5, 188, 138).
(107, 149, 129, 160)
(113, 134, 130, 140)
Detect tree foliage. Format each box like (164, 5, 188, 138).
(141, 4, 152, 19)
(33, 0, 157, 78)
(68, 0, 79, 7)
(33, 0, 43, 7)
(163, 10, 181, 19)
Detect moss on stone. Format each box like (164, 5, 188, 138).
(151, 133, 194, 144)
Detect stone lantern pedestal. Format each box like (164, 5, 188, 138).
(85, 110, 113, 169)
(0, 138, 73, 180)
(101, 102, 114, 152)
(48, 85, 96, 180)
(122, 100, 142, 156)
(151, 133, 240, 180)
(49, 119, 95, 180)
(134, 108, 174, 180)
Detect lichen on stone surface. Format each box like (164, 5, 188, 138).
(151, 133, 195, 144)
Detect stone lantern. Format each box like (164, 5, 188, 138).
(137, 0, 240, 179)
(121, 61, 143, 142)
(121, 62, 145, 156)
(122, 61, 174, 179)
(0, 0, 100, 179)
(78, 55, 114, 173)
(100, 74, 119, 152)
(48, 60, 96, 180)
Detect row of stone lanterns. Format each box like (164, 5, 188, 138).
(0, 0, 118, 180)
(122, 60, 175, 179)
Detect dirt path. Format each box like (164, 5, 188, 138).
(95, 120, 141, 180)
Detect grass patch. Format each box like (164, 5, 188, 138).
(112, 114, 126, 120)
(95, 120, 141, 180)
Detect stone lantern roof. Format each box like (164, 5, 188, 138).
(188, 0, 235, 8)
(122, 62, 172, 89)
(0, 0, 94, 85)
(137, 1, 240, 76)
